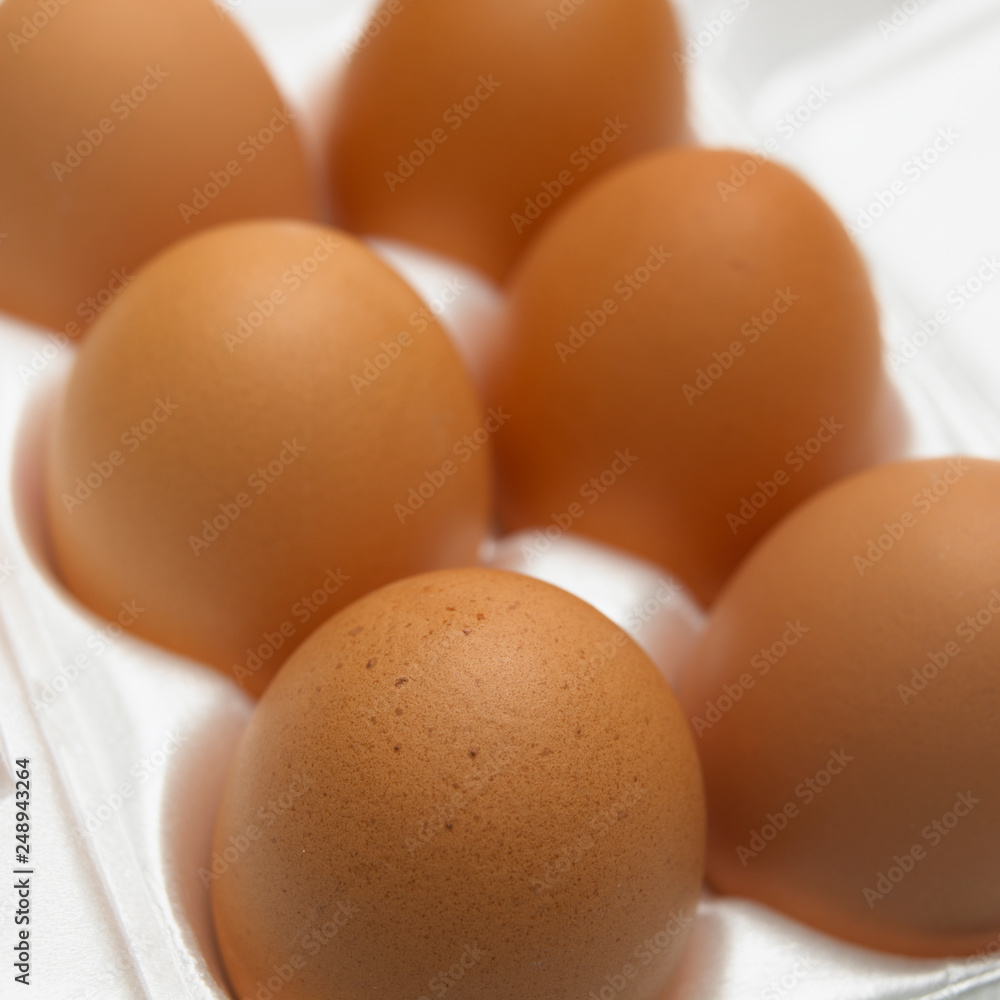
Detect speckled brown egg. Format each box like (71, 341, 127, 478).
(488, 146, 902, 606)
(679, 458, 1000, 956)
(0, 0, 313, 335)
(326, 0, 686, 282)
(46, 221, 490, 697)
(211, 567, 705, 1000)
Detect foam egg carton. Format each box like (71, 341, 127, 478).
(1, 0, 1000, 998)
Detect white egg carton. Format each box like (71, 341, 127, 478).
(2, 0, 1000, 998)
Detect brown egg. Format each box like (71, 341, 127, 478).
(326, 0, 685, 282)
(0, 0, 313, 335)
(488, 147, 901, 606)
(46, 221, 491, 696)
(678, 457, 1000, 956)
(211, 568, 705, 1000)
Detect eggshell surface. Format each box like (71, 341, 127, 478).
(0, 0, 314, 335)
(327, 0, 686, 282)
(45, 221, 490, 697)
(212, 567, 706, 1000)
(489, 147, 900, 605)
(679, 457, 1000, 956)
